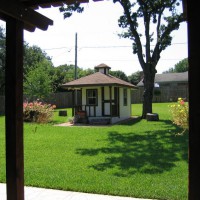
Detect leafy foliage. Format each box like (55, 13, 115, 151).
(59, 2, 84, 18)
(53, 64, 94, 92)
(110, 70, 129, 81)
(0, 33, 54, 96)
(78, 68, 94, 78)
(24, 43, 53, 76)
(163, 58, 188, 73)
(24, 61, 54, 100)
(128, 71, 143, 85)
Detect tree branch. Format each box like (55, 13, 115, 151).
(119, 0, 145, 69)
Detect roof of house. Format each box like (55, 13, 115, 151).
(137, 71, 188, 86)
(62, 72, 138, 89)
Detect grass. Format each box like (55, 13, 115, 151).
(0, 103, 188, 200)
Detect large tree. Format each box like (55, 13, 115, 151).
(23, 43, 53, 76)
(0, 34, 53, 95)
(23, 43, 55, 99)
(59, 0, 186, 118)
(24, 60, 54, 101)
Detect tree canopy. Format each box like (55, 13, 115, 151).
(163, 58, 188, 73)
(110, 70, 129, 82)
(24, 60, 54, 101)
(23, 43, 53, 75)
(128, 71, 143, 85)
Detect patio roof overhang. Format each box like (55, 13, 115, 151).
(62, 83, 138, 90)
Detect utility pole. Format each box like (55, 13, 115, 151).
(75, 32, 78, 80)
(74, 32, 78, 114)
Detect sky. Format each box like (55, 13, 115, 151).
(0, 1, 188, 76)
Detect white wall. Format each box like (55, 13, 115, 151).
(119, 88, 131, 118)
(81, 86, 132, 123)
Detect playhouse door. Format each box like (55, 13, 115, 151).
(112, 87, 119, 117)
(102, 87, 119, 117)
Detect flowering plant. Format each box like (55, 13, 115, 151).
(23, 101, 56, 123)
(169, 98, 189, 134)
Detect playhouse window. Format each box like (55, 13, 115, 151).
(123, 88, 127, 106)
(86, 89, 98, 105)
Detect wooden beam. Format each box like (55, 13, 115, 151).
(187, 0, 200, 199)
(21, 0, 89, 7)
(0, 12, 36, 32)
(182, 0, 187, 19)
(109, 86, 112, 117)
(5, 17, 24, 200)
(1, 0, 53, 31)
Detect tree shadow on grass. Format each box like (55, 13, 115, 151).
(76, 120, 188, 177)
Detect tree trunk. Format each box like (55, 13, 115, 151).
(142, 69, 156, 118)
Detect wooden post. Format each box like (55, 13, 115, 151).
(101, 87, 104, 116)
(72, 90, 75, 116)
(187, 0, 200, 199)
(5, 17, 24, 200)
(109, 86, 112, 116)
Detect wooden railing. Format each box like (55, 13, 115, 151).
(73, 105, 97, 117)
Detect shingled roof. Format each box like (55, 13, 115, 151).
(62, 72, 138, 89)
(137, 71, 188, 86)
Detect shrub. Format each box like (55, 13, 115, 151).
(169, 97, 189, 134)
(23, 101, 56, 123)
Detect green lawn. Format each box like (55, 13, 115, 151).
(0, 103, 188, 200)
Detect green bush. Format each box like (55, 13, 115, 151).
(23, 101, 56, 123)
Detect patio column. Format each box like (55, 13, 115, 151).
(5, 17, 24, 200)
(72, 90, 75, 116)
(187, 0, 200, 199)
(109, 86, 112, 117)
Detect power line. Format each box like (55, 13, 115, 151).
(43, 42, 187, 51)
(64, 58, 186, 63)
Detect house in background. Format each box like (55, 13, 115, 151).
(62, 63, 138, 124)
(133, 71, 188, 103)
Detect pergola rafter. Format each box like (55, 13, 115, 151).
(0, 0, 53, 31)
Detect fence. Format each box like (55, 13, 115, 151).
(45, 92, 74, 108)
(0, 92, 76, 114)
(0, 87, 188, 114)
(131, 86, 189, 104)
